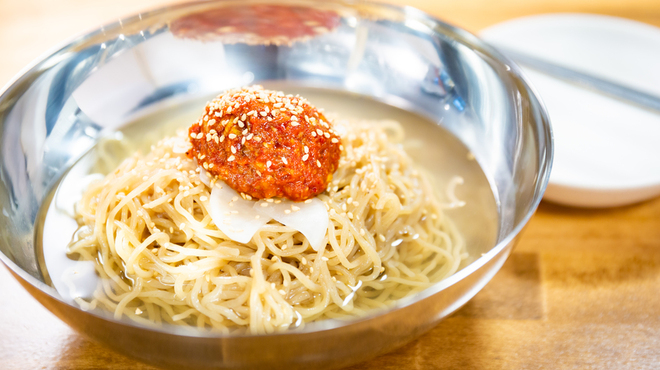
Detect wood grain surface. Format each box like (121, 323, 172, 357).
(1, 1, 660, 369)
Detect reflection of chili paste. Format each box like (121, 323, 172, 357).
(171, 5, 340, 45)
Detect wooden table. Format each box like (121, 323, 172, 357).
(1, 1, 659, 369)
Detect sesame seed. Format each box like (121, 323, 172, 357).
(291, 122, 299, 127)
(324, 133, 330, 138)
(267, 160, 272, 168)
(228, 155, 235, 161)
(208, 119, 216, 125)
(305, 199, 312, 204)
(228, 133, 237, 139)
(302, 154, 309, 161)
(231, 146, 236, 154)
(208, 163, 214, 168)
(247, 133, 254, 140)
(238, 121, 245, 128)
(317, 160, 321, 167)
(220, 135, 225, 142)
(304, 146, 309, 153)
(311, 132, 317, 137)
(282, 157, 288, 165)
(242, 129, 248, 135)
(189, 132, 196, 138)
(331, 138, 339, 143)
(284, 209, 291, 214)
(316, 129, 323, 136)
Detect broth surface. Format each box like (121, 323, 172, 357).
(36, 86, 498, 324)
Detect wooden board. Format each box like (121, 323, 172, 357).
(1, 0, 659, 369)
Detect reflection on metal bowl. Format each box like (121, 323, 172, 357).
(0, 0, 552, 369)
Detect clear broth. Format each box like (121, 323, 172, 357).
(35, 86, 498, 322)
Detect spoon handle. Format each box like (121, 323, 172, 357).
(498, 46, 660, 114)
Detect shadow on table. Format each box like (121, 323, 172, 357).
(347, 252, 544, 370)
(53, 334, 158, 370)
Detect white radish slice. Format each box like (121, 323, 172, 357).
(209, 184, 271, 244)
(198, 169, 212, 187)
(204, 177, 329, 249)
(254, 198, 329, 251)
(171, 136, 192, 154)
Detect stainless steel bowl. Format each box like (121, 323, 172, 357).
(0, 1, 552, 369)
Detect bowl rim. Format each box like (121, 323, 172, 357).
(0, 0, 553, 339)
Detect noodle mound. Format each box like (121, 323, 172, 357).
(69, 119, 466, 334)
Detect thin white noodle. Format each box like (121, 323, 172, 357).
(67, 120, 466, 334)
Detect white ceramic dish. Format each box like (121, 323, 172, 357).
(481, 13, 660, 208)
